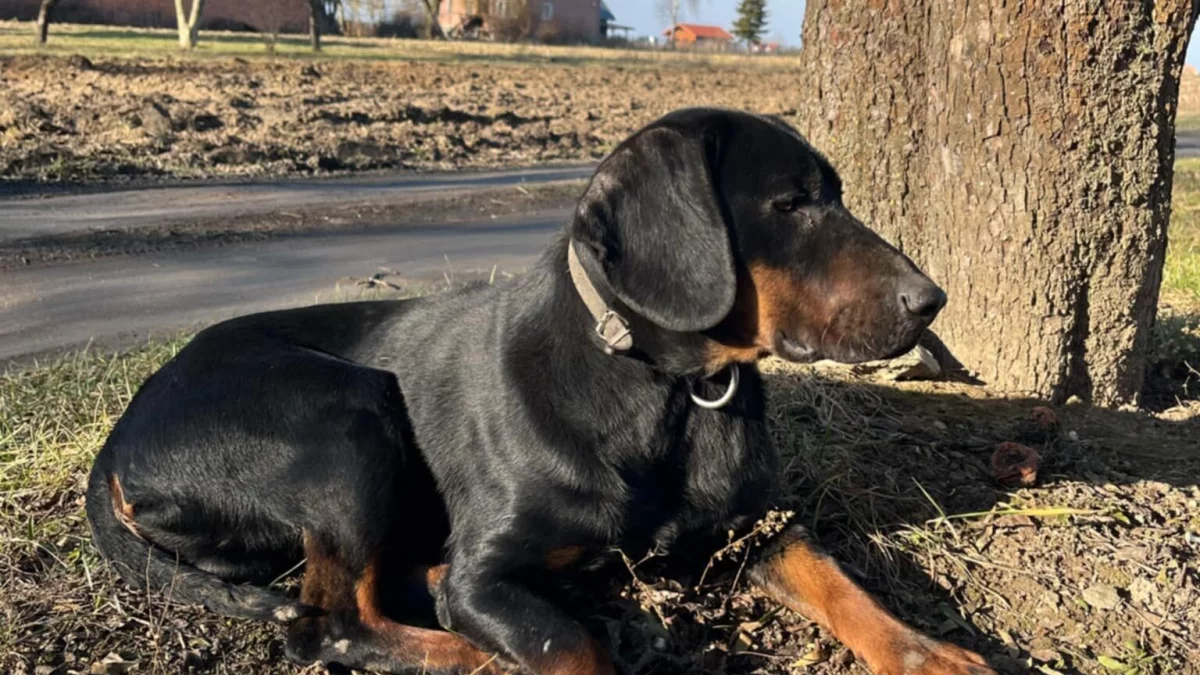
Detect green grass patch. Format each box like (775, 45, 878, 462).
(0, 341, 185, 495)
(1176, 113, 1200, 133)
(0, 20, 799, 71)
(1166, 158, 1200, 304)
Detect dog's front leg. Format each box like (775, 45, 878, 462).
(438, 560, 616, 675)
(748, 525, 995, 675)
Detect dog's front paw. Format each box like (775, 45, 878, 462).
(283, 616, 327, 665)
(875, 634, 995, 675)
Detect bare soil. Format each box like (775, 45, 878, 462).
(0, 54, 799, 183)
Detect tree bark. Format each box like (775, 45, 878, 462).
(797, 0, 1197, 407)
(309, 0, 323, 51)
(174, 0, 206, 50)
(35, 0, 59, 45)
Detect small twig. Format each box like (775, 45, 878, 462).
(269, 557, 307, 588)
(619, 550, 668, 629)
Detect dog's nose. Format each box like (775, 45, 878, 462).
(898, 280, 947, 320)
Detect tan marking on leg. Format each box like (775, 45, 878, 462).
(751, 531, 995, 675)
(545, 546, 586, 570)
(528, 638, 617, 675)
(355, 554, 506, 673)
(107, 474, 142, 539)
(415, 562, 448, 590)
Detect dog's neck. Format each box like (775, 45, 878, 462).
(566, 239, 634, 355)
(529, 235, 734, 381)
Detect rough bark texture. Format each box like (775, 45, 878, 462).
(798, 0, 1197, 407)
(174, 0, 205, 50)
(35, 0, 58, 45)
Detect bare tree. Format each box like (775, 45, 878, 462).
(657, 0, 701, 47)
(244, 0, 297, 53)
(415, 0, 446, 38)
(174, 0, 206, 50)
(796, 0, 1198, 406)
(308, 0, 324, 51)
(34, 0, 60, 45)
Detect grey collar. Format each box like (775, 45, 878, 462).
(567, 240, 633, 354)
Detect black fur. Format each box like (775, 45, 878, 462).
(87, 108, 946, 674)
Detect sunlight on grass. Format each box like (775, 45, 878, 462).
(1167, 158, 1200, 305)
(0, 20, 799, 71)
(0, 341, 186, 498)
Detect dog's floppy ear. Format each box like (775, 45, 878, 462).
(571, 124, 736, 332)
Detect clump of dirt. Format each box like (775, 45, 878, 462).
(0, 54, 801, 183)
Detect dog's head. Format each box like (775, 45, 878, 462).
(570, 108, 945, 372)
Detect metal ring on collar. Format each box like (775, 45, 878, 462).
(690, 366, 740, 410)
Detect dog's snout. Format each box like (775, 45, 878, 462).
(898, 280, 947, 321)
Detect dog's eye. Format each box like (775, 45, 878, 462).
(771, 194, 808, 213)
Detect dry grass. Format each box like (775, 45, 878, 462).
(0, 21, 799, 72)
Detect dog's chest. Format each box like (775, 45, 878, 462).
(613, 412, 778, 553)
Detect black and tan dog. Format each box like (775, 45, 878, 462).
(86, 108, 993, 675)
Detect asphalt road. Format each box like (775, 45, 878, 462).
(0, 167, 590, 365)
(1177, 131, 1200, 159)
(0, 213, 564, 364)
(0, 165, 592, 242)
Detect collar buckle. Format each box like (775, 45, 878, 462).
(595, 310, 633, 355)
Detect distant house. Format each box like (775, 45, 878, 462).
(439, 0, 612, 43)
(600, 2, 632, 40)
(663, 23, 734, 50)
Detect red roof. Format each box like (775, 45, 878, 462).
(665, 23, 733, 40)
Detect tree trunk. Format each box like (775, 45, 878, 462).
(309, 0, 322, 51)
(422, 0, 446, 39)
(174, 0, 206, 50)
(35, 0, 59, 45)
(797, 0, 1197, 407)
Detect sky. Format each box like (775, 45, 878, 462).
(605, 1, 1200, 64)
(604, 0, 806, 45)
(1191, 26, 1200, 69)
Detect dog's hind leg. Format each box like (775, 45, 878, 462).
(748, 525, 995, 675)
(284, 533, 505, 675)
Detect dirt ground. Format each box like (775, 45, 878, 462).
(0, 53, 798, 183)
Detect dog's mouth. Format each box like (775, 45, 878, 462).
(775, 334, 820, 363)
(773, 328, 923, 365)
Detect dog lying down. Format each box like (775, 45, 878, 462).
(88, 108, 993, 675)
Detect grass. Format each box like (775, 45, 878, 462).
(1176, 113, 1200, 134)
(0, 20, 800, 71)
(1166, 158, 1200, 304)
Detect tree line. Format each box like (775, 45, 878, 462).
(33, 0, 444, 50)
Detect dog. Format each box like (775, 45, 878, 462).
(86, 108, 994, 675)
